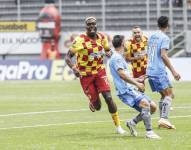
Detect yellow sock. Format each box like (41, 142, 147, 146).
(111, 111, 121, 127)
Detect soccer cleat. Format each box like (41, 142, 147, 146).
(89, 103, 95, 112)
(170, 107, 174, 111)
(126, 121, 138, 136)
(146, 131, 161, 139)
(116, 126, 126, 135)
(158, 118, 176, 129)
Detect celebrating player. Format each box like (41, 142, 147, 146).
(125, 26, 148, 82)
(65, 16, 126, 134)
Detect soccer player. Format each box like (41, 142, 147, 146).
(146, 16, 181, 129)
(125, 26, 148, 82)
(109, 35, 160, 139)
(65, 16, 126, 134)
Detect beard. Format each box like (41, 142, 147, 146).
(135, 36, 141, 42)
(87, 27, 97, 38)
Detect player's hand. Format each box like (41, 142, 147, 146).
(172, 71, 181, 81)
(137, 75, 148, 83)
(136, 82, 145, 92)
(72, 66, 80, 77)
(105, 51, 112, 58)
(138, 55, 145, 60)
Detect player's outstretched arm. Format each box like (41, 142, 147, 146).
(117, 68, 145, 92)
(65, 50, 80, 77)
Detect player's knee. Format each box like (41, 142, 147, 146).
(102, 91, 112, 103)
(139, 99, 150, 109)
(164, 96, 172, 102)
(93, 99, 101, 111)
(141, 107, 151, 119)
(150, 101, 157, 114)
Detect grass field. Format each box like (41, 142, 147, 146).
(0, 80, 191, 150)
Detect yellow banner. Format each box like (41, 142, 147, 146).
(0, 22, 36, 32)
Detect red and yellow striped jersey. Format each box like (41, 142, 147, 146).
(70, 32, 109, 76)
(126, 36, 148, 77)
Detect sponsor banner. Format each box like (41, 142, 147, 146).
(0, 32, 42, 54)
(50, 59, 131, 81)
(0, 22, 36, 32)
(0, 31, 154, 55)
(0, 59, 190, 81)
(51, 58, 191, 81)
(50, 60, 76, 81)
(0, 60, 51, 80)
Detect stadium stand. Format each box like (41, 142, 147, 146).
(0, 0, 190, 31)
(0, 0, 190, 58)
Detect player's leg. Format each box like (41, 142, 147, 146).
(101, 91, 126, 134)
(150, 100, 157, 114)
(139, 99, 161, 139)
(158, 87, 175, 129)
(130, 90, 160, 139)
(117, 92, 138, 136)
(130, 100, 156, 126)
(96, 69, 125, 134)
(80, 76, 101, 112)
(148, 75, 174, 127)
(154, 75, 175, 129)
(159, 91, 165, 117)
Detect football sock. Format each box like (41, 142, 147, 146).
(132, 113, 142, 125)
(141, 107, 152, 131)
(111, 111, 121, 127)
(161, 96, 172, 119)
(159, 99, 163, 118)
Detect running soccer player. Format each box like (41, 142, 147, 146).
(65, 16, 126, 134)
(109, 35, 160, 139)
(146, 16, 181, 129)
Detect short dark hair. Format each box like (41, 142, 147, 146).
(112, 35, 124, 48)
(158, 16, 169, 28)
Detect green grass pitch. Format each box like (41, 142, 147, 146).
(0, 80, 190, 150)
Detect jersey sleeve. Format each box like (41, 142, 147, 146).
(125, 40, 132, 54)
(113, 57, 124, 71)
(102, 34, 110, 52)
(161, 36, 170, 50)
(69, 36, 84, 53)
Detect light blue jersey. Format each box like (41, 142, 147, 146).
(146, 30, 170, 76)
(109, 51, 151, 111)
(109, 52, 134, 95)
(146, 30, 172, 92)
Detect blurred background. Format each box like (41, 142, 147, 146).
(0, 0, 190, 80)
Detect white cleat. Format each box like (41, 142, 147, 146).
(116, 126, 126, 135)
(146, 131, 161, 139)
(170, 107, 174, 111)
(158, 118, 176, 129)
(126, 121, 138, 137)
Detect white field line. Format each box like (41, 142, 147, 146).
(0, 109, 89, 117)
(0, 115, 191, 130)
(0, 106, 191, 117)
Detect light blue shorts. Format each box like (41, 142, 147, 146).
(148, 74, 172, 92)
(118, 88, 151, 112)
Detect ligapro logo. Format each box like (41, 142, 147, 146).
(0, 61, 51, 80)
